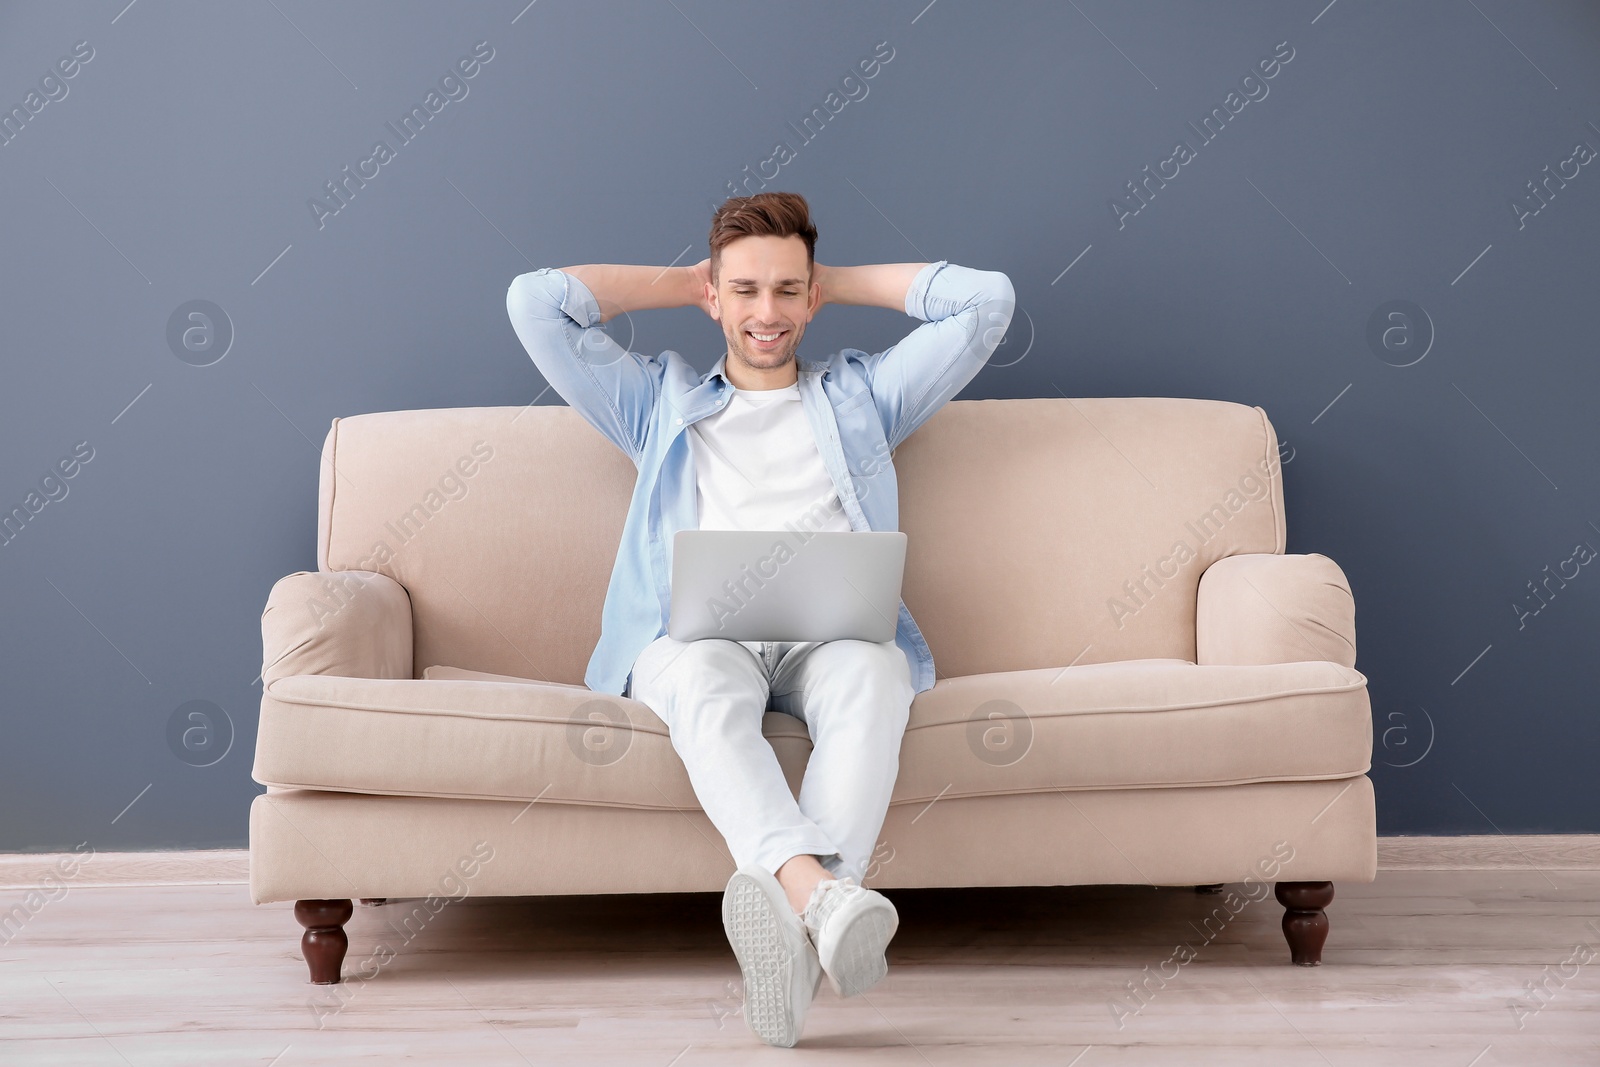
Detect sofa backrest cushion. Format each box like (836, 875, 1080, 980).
(317, 397, 1285, 684)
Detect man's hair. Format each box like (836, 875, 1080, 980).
(708, 191, 818, 283)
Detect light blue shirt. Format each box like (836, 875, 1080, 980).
(505, 260, 1016, 696)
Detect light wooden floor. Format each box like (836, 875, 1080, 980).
(3, 872, 1597, 1065)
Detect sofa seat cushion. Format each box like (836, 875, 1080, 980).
(420, 664, 589, 688)
(254, 667, 814, 808)
(253, 659, 1370, 809)
(892, 658, 1370, 805)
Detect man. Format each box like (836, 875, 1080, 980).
(505, 191, 1014, 1046)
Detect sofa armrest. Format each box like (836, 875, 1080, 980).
(1195, 553, 1356, 668)
(260, 570, 413, 685)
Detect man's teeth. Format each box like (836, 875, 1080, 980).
(749, 331, 783, 341)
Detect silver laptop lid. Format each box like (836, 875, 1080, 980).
(668, 529, 907, 643)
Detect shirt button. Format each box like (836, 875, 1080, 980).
(675, 417, 683, 425)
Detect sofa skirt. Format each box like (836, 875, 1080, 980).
(249, 777, 1375, 904)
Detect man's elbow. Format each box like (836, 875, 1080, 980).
(981, 270, 1016, 315)
(506, 268, 566, 324)
(973, 270, 1016, 357)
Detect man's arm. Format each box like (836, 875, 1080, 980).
(825, 260, 1016, 450)
(813, 262, 929, 313)
(505, 262, 706, 462)
(559, 262, 710, 322)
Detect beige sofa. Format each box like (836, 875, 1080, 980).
(250, 396, 1374, 984)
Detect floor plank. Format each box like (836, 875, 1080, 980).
(1, 872, 1596, 1064)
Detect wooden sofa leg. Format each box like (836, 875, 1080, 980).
(295, 899, 354, 984)
(1275, 881, 1334, 965)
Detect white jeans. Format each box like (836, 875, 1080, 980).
(627, 635, 915, 884)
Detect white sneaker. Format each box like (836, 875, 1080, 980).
(721, 866, 823, 1047)
(801, 876, 899, 998)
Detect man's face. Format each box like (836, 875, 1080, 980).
(707, 234, 821, 380)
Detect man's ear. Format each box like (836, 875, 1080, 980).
(706, 278, 722, 322)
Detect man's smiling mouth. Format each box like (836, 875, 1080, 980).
(746, 329, 788, 348)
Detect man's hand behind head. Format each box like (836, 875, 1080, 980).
(690, 258, 716, 319)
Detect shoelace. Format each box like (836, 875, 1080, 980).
(801, 876, 863, 938)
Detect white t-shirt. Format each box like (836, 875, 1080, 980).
(688, 381, 853, 535)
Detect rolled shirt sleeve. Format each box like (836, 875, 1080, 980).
(863, 260, 1017, 449)
(506, 268, 663, 463)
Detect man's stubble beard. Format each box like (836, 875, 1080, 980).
(723, 322, 803, 378)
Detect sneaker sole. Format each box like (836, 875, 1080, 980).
(819, 897, 898, 998)
(722, 873, 810, 1047)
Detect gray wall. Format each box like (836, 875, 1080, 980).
(2, 0, 1597, 852)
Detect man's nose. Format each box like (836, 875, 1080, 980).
(757, 292, 781, 324)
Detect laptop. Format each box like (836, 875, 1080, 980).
(668, 529, 907, 643)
